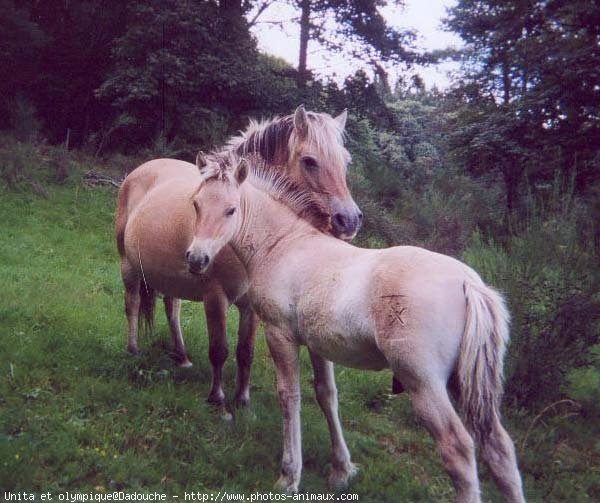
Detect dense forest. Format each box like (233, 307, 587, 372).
(1, 0, 600, 499)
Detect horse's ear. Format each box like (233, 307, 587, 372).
(293, 104, 309, 139)
(235, 158, 249, 185)
(334, 109, 348, 130)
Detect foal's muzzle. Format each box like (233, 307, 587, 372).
(186, 249, 211, 275)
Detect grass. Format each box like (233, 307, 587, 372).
(0, 169, 599, 501)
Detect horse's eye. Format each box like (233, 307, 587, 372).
(301, 156, 318, 170)
(225, 207, 236, 217)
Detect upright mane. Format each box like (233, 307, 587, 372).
(224, 112, 348, 167)
(197, 152, 238, 184)
(245, 155, 332, 234)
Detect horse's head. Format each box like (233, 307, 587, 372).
(185, 154, 248, 275)
(286, 106, 362, 241)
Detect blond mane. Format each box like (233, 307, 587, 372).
(224, 112, 349, 169)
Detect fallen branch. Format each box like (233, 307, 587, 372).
(84, 170, 122, 188)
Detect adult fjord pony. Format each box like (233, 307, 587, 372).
(186, 158, 526, 503)
(115, 106, 361, 407)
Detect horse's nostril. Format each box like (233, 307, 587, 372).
(334, 213, 347, 229)
(185, 250, 191, 261)
(358, 211, 364, 221)
(201, 254, 210, 267)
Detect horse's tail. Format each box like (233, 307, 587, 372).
(457, 272, 510, 442)
(115, 178, 130, 257)
(138, 282, 155, 336)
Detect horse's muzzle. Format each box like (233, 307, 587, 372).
(331, 205, 363, 241)
(186, 250, 211, 275)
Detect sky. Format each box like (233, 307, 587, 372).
(249, 0, 463, 90)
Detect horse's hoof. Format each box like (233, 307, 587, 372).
(207, 392, 225, 406)
(127, 345, 140, 356)
(274, 474, 299, 494)
(328, 462, 359, 490)
(234, 393, 250, 408)
(177, 358, 193, 368)
(221, 410, 233, 422)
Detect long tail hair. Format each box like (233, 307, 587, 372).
(458, 273, 510, 441)
(138, 283, 155, 336)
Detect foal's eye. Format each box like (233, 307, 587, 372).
(301, 156, 318, 170)
(225, 207, 236, 217)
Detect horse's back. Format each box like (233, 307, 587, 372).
(116, 158, 198, 257)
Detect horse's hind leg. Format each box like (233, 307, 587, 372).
(266, 325, 302, 493)
(163, 296, 192, 367)
(233, 297, 258, 407)
(121, 261, 141, 355)
(203, 290, 229, 406)
(480, 416, 525, 503)
(308, 350, 357, 489)
(409, 382, 481, 503)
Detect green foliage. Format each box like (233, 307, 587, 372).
(566, 345, 600, 418)
(462, 193, 600, 408)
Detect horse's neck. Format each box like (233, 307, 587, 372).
(232, 183, 312, 271)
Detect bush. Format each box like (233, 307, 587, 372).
(566, 344, 600, 418)
(462, 199, 600, 408)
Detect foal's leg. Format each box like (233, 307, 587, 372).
(233, 297, 258, 407)
(480, 415, 525, 503)
(163, 296, 192, 368)
(266, 325, 302, 493)
(203, 290, 229, 406)
(308, 350, 357, 489)
(121, 261, 141, 355)
(410, 382, 481, 503)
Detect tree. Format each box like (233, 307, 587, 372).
(0, 0, 46, 129)
(250, 0, 420, 88)
(445, 0, 600, 214)
(96, 0, 267, 149)
(6, 0, 129, 145)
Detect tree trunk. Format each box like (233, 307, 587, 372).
(503, 165, 520, 219)
(297, 0, 310, 88)
(501, 51, 511, 105)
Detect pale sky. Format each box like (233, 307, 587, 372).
(249, 0, 462, 90)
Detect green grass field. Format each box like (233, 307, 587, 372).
(1, 179, 599, 501)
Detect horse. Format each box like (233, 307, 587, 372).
(115, 105, 361, 408)
(185, 157, 526, 503)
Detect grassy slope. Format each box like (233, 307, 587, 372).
(0, 178, 598, 501)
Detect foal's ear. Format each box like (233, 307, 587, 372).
(334, 109, 348, 130)
(196, 151, 208, 173)
(234, 158, 249, 185)
(293, 104, 309, 139)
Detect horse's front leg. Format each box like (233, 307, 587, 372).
(266, 325, 302, 493)
(308, 350, 358, 489)
(233, 296, 258, 407)
(203, 289, 229, 407)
